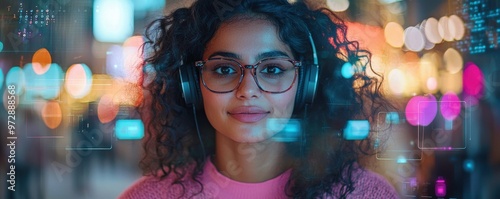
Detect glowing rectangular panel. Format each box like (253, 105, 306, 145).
(343, 120, 370, 140)
(115, 119, 144, 140)
(376, 112, 422, 161)
(418, 101, 469, 150)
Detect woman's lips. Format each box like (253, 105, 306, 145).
(228, 107, 269, 123)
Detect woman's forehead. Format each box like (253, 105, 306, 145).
(203, 19, 293, 60)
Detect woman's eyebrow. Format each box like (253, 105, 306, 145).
(207, 51, 240, 59)
(207, 50, 291, 61)
(256, 51, 290, 60)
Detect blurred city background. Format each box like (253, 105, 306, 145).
(0, 0, 499, 198)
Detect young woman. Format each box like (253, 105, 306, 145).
(120, 0, 399, 198)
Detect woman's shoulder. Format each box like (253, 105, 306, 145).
(118, 168, 200, 199)
(118, 175, 175, 199)
(347, 168, 400, 198)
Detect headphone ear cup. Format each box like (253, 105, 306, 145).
(179, 64, 203, 110)
(294, 64, 306, 111)
(295, 32, 319, 112)
(305, 63, 319, 106)
(294, 63, 319, 112)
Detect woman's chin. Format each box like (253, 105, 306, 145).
(221, 130, 278, 144)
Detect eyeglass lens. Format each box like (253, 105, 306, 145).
(201, 58, 297, 93)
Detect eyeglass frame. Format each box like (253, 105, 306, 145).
(194, 57, 302, 94)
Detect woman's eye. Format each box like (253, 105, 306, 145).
(214, 66, 237, 74)
(261, 66, 284, 74)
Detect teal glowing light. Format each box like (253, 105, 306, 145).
(268, 118, 301, 142)
(115, 119, 144, 140)
(341, 62, 354, 78)
(385, 112, 400, 124)
(396, 156, 407, 164)
(132, 0, 165, 11)
(343, 120, 370, 140)
(463, 159, 474, 172)
(23, 63, 64, 101)
(93, 0, 134, 43)
(6, 66, 25, 95)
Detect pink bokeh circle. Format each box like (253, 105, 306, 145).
(463, 62, 484, 106)
(405, 94, 438, 126)
(440, 92, 461, 121)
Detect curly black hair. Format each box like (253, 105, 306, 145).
(138, 0, 389, 198)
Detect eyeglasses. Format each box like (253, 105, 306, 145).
(195, 57, 301, 93)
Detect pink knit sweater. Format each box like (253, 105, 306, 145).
(119, 160, 399, 198)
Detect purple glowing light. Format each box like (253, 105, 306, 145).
(440, 92, 461, 121)
(463, 62, 484, 105)
(435, 177, 446, 197)
(405, 94, 437, 126)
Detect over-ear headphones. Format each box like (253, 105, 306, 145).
(179, 32, 319, 112)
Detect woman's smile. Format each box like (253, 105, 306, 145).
(228, 106, 270, 123)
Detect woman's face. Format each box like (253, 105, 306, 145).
(201, 19, 298, 143)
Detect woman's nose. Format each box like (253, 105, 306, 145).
(235, 69, 261, 99)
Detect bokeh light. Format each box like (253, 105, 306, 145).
(32, 48, 52, 75)
(6, 66, 25, 95)
(327, 0, 350, 12)
(424, 17, 442, 44)
(419, 52, 439, 93)
(402, 64, 421, 95)
(385, 112, 400, 124)
(41, 101, 63, 129)
(463, 159, 474, 172)
(443, 48, 463, 74)
(438, 16, 454, 42)
(388, 68, 406, 95)
(93, 0, 134, 43)
(65, 63, 93, 99)
(106, 45, 125, 79)
(397, 156, 407, 164)
(346, 22, 386, 55)
(23, 63, 64, 101)
(448, 15, 465, 40)
(115, 119, 144, 140)
(463, 62, 485, 104)
(341, 62, 354, 78)
(404, 26, 425, 52)
(97, 94, 119, 123)
(132, 0, 165, 11)
(427, 77, 438, 91)
(343, 120, 370, 140)
(268, 118, 301, 142)
(405, 94, 438, 126)
(440, 92, 461, 121)
(418, 20, 436, 50)
(0, 41, 3, 52)
(384, 22, 405, 48)
(122, 36, 144, 83)
(439, 70, 463, 95)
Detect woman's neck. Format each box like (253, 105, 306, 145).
(212, 134, 292, 183)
